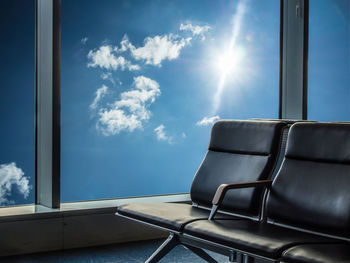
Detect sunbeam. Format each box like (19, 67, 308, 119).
(212, 0, 247, 114)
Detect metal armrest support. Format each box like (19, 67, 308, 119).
(208, 180, 272, 220)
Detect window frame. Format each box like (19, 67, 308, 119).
(34, 0, 309, 209)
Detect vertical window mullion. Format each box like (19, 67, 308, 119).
(35, 0, 61, 208)
(280, 0, 309, 119)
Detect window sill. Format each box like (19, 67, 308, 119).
(0, 193, 190, 222)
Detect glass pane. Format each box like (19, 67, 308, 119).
(0, 0, 35, 206)
(308, 0, 350, 121)
(61, 0, 279, 201)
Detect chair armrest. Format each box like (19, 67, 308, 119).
(208, 180, 272, 220)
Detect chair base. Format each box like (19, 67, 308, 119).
(145, 233, 257, 263)
(145, 233, 219, 263)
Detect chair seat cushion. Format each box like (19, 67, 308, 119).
(117, 203, 235, 232)
(184, 220, 336, 259)
(282, 243, 350, 263)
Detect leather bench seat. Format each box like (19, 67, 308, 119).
(281, 243, 350, 263)
(117, 120, 286, 233)
(118, 202, 235, 232)
(184, 219, 337, 260)
(117, 121, 350, 263)
(183, 122, 350, 262)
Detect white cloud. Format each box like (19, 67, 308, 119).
(89, 23, 209, 70)
(100, 72, 115, 85)
(121, 34, 191, 66)
(154, 124, 173, 144)
(81, 37, 88, 45)
(101, 72, 111, 80)
(0, 162, 31, 205)
(196, 115, 220, 126)
(90, 85, 109, 110)
(118, 35, 133, 53)
(87, 45, 140, 71)
(180, 23, 211, 40)
(98, 76, 160, 135)
(88, 23, 213, 137)
(182, 132, 187, 139)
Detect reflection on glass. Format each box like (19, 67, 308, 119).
(61, 0, 279, 201)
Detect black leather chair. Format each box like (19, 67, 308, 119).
(184, 122, 350, 262)
(117, 120, 287, 262)
(281, 243, 350, 263)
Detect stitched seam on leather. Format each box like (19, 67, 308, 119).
(208, 148, 270, 157)
(284, 155, 350, 165)
(179, 217, 210, 232)
(277, 241, 343, 260)
(267, 220, 350, 242)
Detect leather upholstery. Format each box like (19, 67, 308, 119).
(191, 120, 286, 217)
(208, 120, 285, 155)
(191, 151, 270, 215)
(282, 243, 350, 263)
(285, 122, 350, 163)
(118, 120, 286, 233)
(184, 219, 336, 260)
(266, 123, 350, 237)
(117, 203, 234, 232)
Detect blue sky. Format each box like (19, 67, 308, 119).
(0, 0, 35, 206)
(3, 0, 348, 205)
(308, 0, 350, 121)
(60, 0, 279, 201)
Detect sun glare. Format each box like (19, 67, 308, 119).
(214, 46, 245, 75)
(210, 0, 246, 114)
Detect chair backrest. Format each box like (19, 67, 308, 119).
(266, 122, 350, 238)
(190, 120, 286, 218)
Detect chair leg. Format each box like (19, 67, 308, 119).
(236, 252, 244, 263)
(229, 250, 236, 262)
(243, 254, 254, 263)
(183, 244, 219, 263)
(145, 233, 179, 263)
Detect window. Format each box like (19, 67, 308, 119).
(308, 0, 350, 121)
(61, 0, 280, 202)
(0, 0, 35, 206)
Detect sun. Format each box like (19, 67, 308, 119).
(214, 46, 245, 76)
(208, 44, 246, 113)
